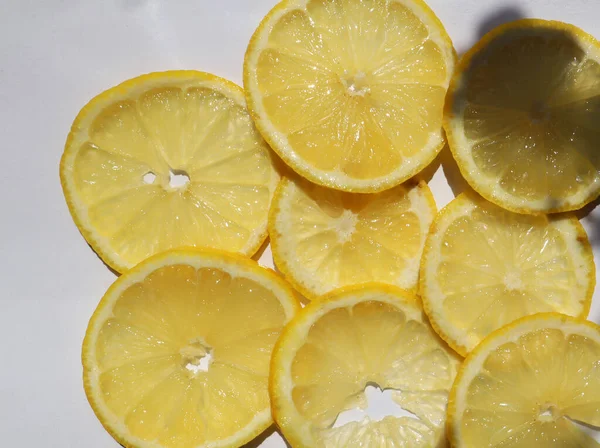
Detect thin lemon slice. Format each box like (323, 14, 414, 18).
(445, 19, 600, 213)
(449, 313, 600, 447)
(60, 71, 279, 273)
(420, 192, 595, 356)
(244, 0, 455, 193)
(82, 249, 299, 448)
(270, 285, 460, 447)
(269, 177, 436, 299)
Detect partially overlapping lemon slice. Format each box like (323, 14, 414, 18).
(420, 192, 595, 356)
(269, 177, 436, 299)
(270, 285, 459, 447)
(245, 0, 455, 192)
(61, 71, 279, 272)
(445, 20, 600, 213)
(82, 249, 299, 448)
(449, 313, 600, 447)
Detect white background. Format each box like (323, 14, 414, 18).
(0, 0, 599, 446)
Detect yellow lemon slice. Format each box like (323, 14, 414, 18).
(245, 0, 455, 192)
(270, 284, 460, 447)
(445, 20, 600, 213)
(420, 192, 595, 356)
(269, 177, 436, 300)
(448, 313, 600, 447)
(82, 249, 299, 448)
(61, 71, 279, 272)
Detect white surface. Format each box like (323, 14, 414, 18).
(0, 0, 599, 446)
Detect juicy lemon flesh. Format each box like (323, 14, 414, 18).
(290, 300, 455, 446)
(273, 179, 433, 296)
(461, 328, 600, 447)
(255, 0, 449, 179)
(458, 28, 600, 203)
(93, 264, 286, 447)
(434, 197, 589, 352)
(71, 83, 274, 268)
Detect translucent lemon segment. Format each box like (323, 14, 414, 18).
(420, 192, 595, 356)
(270, 286, 459, 448)
(61, 71, 279, 272)
(449, 314, 600, 448)
(269, 177, 436, 299)
(83, 250, 299, 448)
(245, 0, 455, 192)
(445, 20, 600, 213)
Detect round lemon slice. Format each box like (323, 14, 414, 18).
(449, 313, 600, 447)
(269, 177, 436, 300)
(61, 71, 279, 272)
(244, 0, 455, 192)
(270, 284, 460, 447)
(445, 20, 600, 213)
(420, 192, 595, 356)
(82, 249, 299, 448)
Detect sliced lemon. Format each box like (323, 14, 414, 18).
(82, 249, 299, 448)
(244, 0, 455, 193)
(420, 192, 595, 356)
(269, 177, 436, 299)
(449, 313, 600, 447)
(445, 19, 600, 213)
(270, 284, 460, 447)
(60, 71, 279, 273)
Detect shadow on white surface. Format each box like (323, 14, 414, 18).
(570, 418, 600, 442)
(87, 242, 120, 277)
(453, 4, 527, 54)
(416, 147, 443, 185)
(243, 425, 291, 448)
(439, 144, 472, 198)
(476, 5, 526, 39)
(576, 195, 600, 244)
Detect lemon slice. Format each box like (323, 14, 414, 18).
(244, 0, 455, 192)
(420, 192, 595, 356)
(449, 313, 600, 447)
(60, 71, 279, 273)
(82, 249, 299, 448)
(445, 19, 600, 213)
(270, 284, 460, 447)
(269, 177, 436, 299)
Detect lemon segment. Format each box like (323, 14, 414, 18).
(269, 177, 436, 299)
(270, 285, 460, 447)
(82, 249, 300, 448)
(245, 0, 455, 192)
(445, 20, 600, 213)
(420, 192, 595, 356)
(61, 71, 279, 272)
(449, 314, 600, 447)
